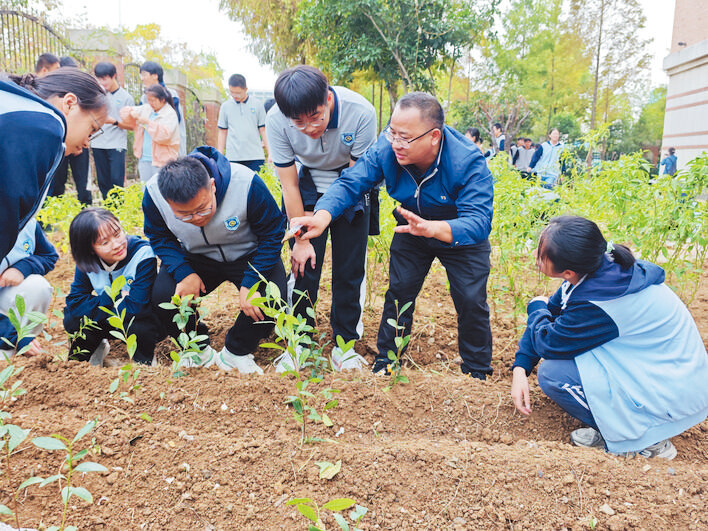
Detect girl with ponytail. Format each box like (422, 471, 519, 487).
(1, 67, 107, 258)
(510, 215, 708, 460)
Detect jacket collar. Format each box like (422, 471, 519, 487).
(188, 146, 232, 205)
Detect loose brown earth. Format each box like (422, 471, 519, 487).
(1, 254, 707, 531)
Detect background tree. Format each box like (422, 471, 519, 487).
(296, 0, 497, 110)
(219, 0, 308, 71)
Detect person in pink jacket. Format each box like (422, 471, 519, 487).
(120, 84, 180, 182)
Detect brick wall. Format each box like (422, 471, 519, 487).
(670, 0, 708, 53)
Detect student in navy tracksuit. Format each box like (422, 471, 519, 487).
(511, 216, 708, 459)
(0, 69, 107, 262)
(292, 92, 494, 380)
(144, 146, 287, 374)
(0, 219, 58, 357)
(64, 208, 159, 366)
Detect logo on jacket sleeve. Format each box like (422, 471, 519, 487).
(225, 216, 240, 230)
(341, 132, 355, 146)
(22, 240, 31, 253)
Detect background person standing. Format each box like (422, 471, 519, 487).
(217, 74, 269, 174)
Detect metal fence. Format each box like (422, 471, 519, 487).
(0, 9, 79, 73)
(184, 87, 206, 152)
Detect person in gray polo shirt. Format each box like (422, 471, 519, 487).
(266, 65, 377, 372)
(217, 74, 269, 174)
(91, 62, 134, 199)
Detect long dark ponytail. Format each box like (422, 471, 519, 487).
(538, 215, 635, 274)
(6, 67, 106, 111)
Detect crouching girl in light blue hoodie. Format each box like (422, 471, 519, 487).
(511, 215, 708, 459)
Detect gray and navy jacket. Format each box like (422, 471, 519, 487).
(316, 125, 493, 248)
(513, 255, 708, 453)
(0, 218, 58, 348)
(64, 236, 156, 328)
(0, 78, 66, 259)
(142, 146, 286, 289)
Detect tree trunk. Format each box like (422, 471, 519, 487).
(587, 0, 605, 167)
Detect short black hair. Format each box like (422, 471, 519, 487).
(263, 97, 276, 114)
(158, 157, 211, 204)
(396, 92, 444, 129)
(35, 53, 59, 73)
(493, 123, 502, 132)
(69, 208, 123, 273)
(273, 65, 329, 119)
(94, 61, 117, 78)
(140, 61, 164, 83)
(59, 56, 79, 68)
(668, 147, 675, 155)
(228, 74, 247, 88)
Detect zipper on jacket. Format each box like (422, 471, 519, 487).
(200, 227, 227, 262)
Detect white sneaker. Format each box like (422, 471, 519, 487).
(215, 348, 264, 374)
(331, 346, 368, 371)
(179, 345, 217, 368)
(274, 347, 300, 373)
(637, 439, 677, 460)
(89, 339, 110, 367)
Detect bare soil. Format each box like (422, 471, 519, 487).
(1, 255, 707, 531)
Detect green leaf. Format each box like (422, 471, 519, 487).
(297, 503, 318, 522)
(109, 378, 119, 393)
(139, 412, 153, 423)
(14, 294, 25, 315)
(0, 504, 13, 515)
(321, 412, 333, 427)
(74, 461, 108, 473)
(72, 420, 96, 444)
(40, 474, 64, 487)
(316, 459, 341, 480)
(322, 498, 356, 511)
(108, 316, 123, 330)
(286, 498, 313, 506)
(33, 437, 67, 451)
(18, 476, 45, 490)
(7, 424, 29, 452)
(332, 513, 350, 531)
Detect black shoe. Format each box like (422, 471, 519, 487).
(372, 358, 389, 374)
(463, 369, 488, 381)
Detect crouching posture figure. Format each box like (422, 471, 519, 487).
(511, 215, 708, 459)
(0, 219, 57, 357)
(144, 146, 286, 374)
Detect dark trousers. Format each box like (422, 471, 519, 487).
(152, 254, 287, 354)
(376, 233, 493, 376)
(51, 149, 91, 205)
(235, 159, 265, 174)
(93, 148, 126, 199)
(66, 313, 160, 365)
(537, 359, 598, 429)
(290, 204, 369, 342)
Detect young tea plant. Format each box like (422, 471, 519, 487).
(158, 294, 209, 376)
(66, 316, 100, 363)
(383, 300, 412, 391)
(0, 411, 31, 527)
(1, 294, 48, 360)
(30, 419, 108, 531)
(100, 276, 140, 401)
(287, 497, 367, 531)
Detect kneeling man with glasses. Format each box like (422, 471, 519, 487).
(143, 146, 287, 374)
(291, 93, 494, 380)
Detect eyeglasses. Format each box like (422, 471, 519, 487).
(174, 205, 213, 222)
(384, 127, 436, 149)
(89, 114, 104, 141)
(291, 106, 328, 130)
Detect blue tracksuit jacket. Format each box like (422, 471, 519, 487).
(0, 78, 66, 259)
(315, 125, 494, 247)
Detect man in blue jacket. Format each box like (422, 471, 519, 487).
(143, 146, 287, 374)
(291, 93, 494, 380)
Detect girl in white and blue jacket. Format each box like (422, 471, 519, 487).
(64, 208, 159, 366)
(511, 215, 708, 460)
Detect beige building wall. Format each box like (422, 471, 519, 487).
(662, 0, 708, 170)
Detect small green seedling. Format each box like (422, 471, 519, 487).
(287, 497, 361, 531)
(1, 294, 48, 359)
(384, 300, 412, 390)
(66, 315, 100, 363)
(100, 276, 141, 401)
(30, 419, 108, 531)
(286, 377, 339, 446)
(158, 294, 209, 376)
(0, 411, 31, 528)
(0, 364, 26, 404)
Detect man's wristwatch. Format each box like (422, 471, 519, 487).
(113, 119, 119, 126)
